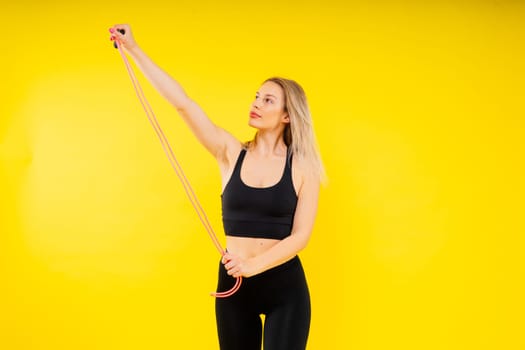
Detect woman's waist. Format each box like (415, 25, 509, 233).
(225, 235, 280, 260)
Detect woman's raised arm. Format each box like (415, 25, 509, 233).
(110, 24, 240, 160)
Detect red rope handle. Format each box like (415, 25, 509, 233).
(111, 30, 241, 298)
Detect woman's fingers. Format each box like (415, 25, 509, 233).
(224, 256, 236, 270)
(222, 252, 243, 277)
(226, 266, 241, 278)
(109, 24, 136, 50)
(221, 253, 231, 264)
(222, 252, 254, 277)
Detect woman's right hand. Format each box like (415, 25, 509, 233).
(109, 23, 138, 51)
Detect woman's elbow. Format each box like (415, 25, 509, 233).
(293, 232, 312, 252)
(174, 97, 193, 113)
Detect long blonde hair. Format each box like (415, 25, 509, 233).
(249, 77, 326, 183)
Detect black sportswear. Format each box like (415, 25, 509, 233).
(221, 148, 298, 240)
(215, 256, 311, 350)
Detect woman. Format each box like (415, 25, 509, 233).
(109, 24, 325, 350)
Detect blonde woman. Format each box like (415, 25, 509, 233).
(109, 24, 324, 350)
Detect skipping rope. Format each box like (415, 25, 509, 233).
(110, 28, 241, 298)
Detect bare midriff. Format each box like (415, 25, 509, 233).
(226, 236, 280, 260)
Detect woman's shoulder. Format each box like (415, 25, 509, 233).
(292, 154, 322, 193)
(290, 154, 309, 176)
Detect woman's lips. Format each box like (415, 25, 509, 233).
(250, 111, 261, 118)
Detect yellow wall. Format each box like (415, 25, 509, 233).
(1, 1, 524, 349)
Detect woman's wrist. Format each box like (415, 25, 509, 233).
(125, 42, 141, 56)
(246, 256, 264, 277)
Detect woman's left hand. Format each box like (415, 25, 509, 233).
(222, 252, 254, 278)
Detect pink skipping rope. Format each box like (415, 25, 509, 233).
(110, 28, 241, 298)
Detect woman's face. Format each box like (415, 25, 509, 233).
(248, 81, 289, 131)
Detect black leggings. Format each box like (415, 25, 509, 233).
(215, 256, 311, 350)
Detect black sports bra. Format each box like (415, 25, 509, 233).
(221, 148, 298, 240)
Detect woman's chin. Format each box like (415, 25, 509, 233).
(248, 119, 262, 129)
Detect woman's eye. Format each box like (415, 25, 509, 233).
(265, 98, 273, 104)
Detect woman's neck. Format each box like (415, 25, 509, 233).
(251, 131, 287, 157)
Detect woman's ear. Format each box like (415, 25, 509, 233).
(282, 112, 290, 124)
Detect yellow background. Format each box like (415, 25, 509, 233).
(1, 1, 524, 349)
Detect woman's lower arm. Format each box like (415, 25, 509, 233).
(249, 233, 309, 276)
